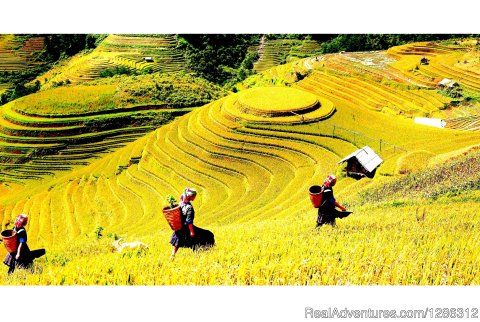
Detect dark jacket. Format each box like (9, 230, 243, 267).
(316, 185, 338, 226)
(180, 202, 195, 226)
(3, 226, 32, 270)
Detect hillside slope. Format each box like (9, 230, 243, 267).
(0, 35, 46, 73)
(33, 34, 186, 89)
(0, 73, 227, 185)
(0, 35, 48, 98)
(0, 84, 479, 285)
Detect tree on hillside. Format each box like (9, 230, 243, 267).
(319, 34, 478, 53)
(178, 34, 261, 86)
(43, 34, 98, 60)
(0, 34, 106, 106)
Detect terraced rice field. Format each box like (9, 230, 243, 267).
(0, 35, 48, 94)
(246, 40, 479, 128)
(0, 40, 479, 286)
(0, 87, 357, 240)
(0, 35, 46, 72)
(0, 71, 226, 184)
(0, 100, 157, 184)
(251, 38, 321, 72)
(223, 87, 334, 124)
(0, 84, 9, 95)
(1, 80, 479, 285)
(34, 34, 187, 89)
(0, 99, 184, 184)
(387, 42, 480, 92)
(1, 76, 477, 242)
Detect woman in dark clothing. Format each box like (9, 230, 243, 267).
(3, 214, 45, 274)
(170, 188, 215, 257)
(316, 175, 349, 228)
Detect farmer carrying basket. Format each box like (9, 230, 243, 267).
(311, 175, 351, 228)
(2, 214, 45, 274)
(169, 188, 215, 257)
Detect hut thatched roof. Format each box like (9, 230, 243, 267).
(338, 146, 383, 173)
(438, 78, 458, 88)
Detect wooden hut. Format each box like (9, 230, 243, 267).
(338, 146, 383, 178)
(437, 78, 458, 90)
(437, 78, 462, 97)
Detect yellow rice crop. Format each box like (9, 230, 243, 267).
(237, 87, 318, 112)
(1, 201, 479, 285)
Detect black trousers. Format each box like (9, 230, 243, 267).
(4, 249, 45, 274)
(316, 210, 336, 227)
(316, 209, 351, 228)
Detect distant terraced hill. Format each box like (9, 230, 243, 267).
(33, 34, 187, 89)
(244, 40, 480, 126)
(386, 41, 480, 93)
(0, 73, 226, 184)
(0, 35, 48, 94)
(250, 37, 321, 72)
(0, 35, 46, 72)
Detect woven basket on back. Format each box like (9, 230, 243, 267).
(309, 185, 323, 208)
(1, 229, 18, 253)
(162, 206, 182, 231)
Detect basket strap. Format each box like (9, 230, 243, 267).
(319, 186, 328, 208)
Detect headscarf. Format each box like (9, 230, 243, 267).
(179, 188, 197, 206)
(324, 174, 337, 187)
(15, 214, 28, 228)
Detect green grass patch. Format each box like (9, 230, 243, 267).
(11, 73, 227, 116)
(357, 148, 480, 204)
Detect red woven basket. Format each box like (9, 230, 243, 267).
(1, 229, 18, 253)
(162, 206, 182, 231)
(309, 185, 323, 208)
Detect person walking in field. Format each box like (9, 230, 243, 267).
(3, 214, 45, 274)
(316, 175, 350, 228)
(170, 188, 215, 257)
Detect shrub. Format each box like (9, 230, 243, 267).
(95, 226, 104, 239)
(100, 66, 133, 78)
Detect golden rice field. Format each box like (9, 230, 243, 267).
(14, 73, 226, 116)
(0, 34, 46, 73)
(238, 86, 318, 112)
(0, 73, 226, 184)
(251, 37, 321, 72)
(2, 201, 479, 285)
(1, 39, 480, 285)
(12, 84, 118, 115)
(32, 34, 186, 89)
